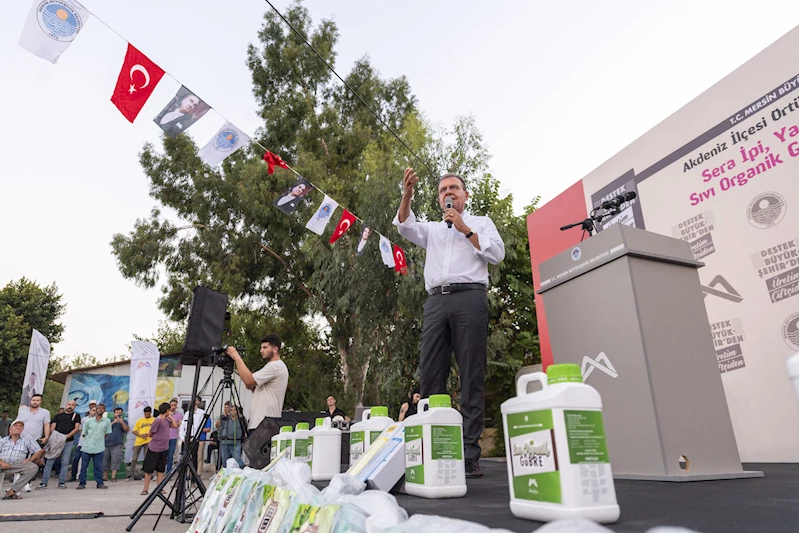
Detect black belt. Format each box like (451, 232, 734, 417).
(428, 283, 487, 295)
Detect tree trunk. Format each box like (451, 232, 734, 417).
(337, 338, 350, 395)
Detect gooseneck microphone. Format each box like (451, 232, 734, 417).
(445, 196, 454, 228)
(599, 191, 636, 210)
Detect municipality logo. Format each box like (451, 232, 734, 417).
(38, 1, 83, 42)
(747, 192, 786, 229)
(134, 401, 150, 409)
(782, 312, 799, 351)
(214, 130, 239, 152)
(581, 352, 618, 381)
(136, 362, 151, 369)
(571, 247, 582, 261)
(701, 275, 743, 303)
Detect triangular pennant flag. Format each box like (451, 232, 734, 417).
(263, 151, 289, 174)
(329, 210, 356, 244)
(305, 195, 339, 235)
(355, 224, 371, 256)
(19, 0, 91, 64)
(153, 86, 210, 138)
(198, 122, 251, 167)
(393, 245, 408, 275)
(379, 235, 395, 268)
(110, 44, 165, 123)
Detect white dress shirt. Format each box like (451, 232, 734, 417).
(393, 209, 505, 291)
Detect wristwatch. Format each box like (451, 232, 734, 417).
(465, 230, 474, 239)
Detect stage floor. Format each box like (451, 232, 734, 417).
(389, 461, 799, 532)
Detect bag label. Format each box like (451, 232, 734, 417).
(404, 425, 424, 484)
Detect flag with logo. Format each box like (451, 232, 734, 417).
(19, 0, 91, 64)
(19, 330, 50, 409)
(379, 235, 395, 268)
(110, 44, 165, 122)
(199, 122, 251, 167)
(305, 195, 338, 235)
(393, 244, 408, 275)
(126, 340, 159, 462)
(329, 209, 356, 244)
(263, 150, 289, 174)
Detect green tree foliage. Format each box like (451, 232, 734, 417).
(133, 320, 187, 354)
(0, 278, 65, 412)
(110, 2, 539, 433)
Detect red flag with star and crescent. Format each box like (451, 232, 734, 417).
(329, 209, 357, 244)
(263, 150, 289, 174)
(110, 44, 165, 123)
(393, 244, 408, 275)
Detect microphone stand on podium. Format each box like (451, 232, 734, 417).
(559, 192, 636, 240)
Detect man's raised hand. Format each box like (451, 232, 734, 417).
(403, 167, 419, 198)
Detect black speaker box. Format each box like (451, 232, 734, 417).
(181, 286, 228, 364)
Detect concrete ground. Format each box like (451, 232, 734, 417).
(0, 469, 219, 533)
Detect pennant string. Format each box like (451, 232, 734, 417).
(74, 5, 404, 260)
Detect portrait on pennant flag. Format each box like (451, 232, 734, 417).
(274, 177, 313, 215)
(356, 224, 371, 256)
(154, 86, 210, 138)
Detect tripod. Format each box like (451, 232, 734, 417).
(126, 357, 246, 531)
(560, 205, 621, 241)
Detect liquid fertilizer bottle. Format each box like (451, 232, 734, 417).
(310, 417, 342, 481)
(292, 422, 311, 463)
(403, 394, 467, 498)
(273, 425, 293, 461)
(348, 406, 393, 465)
(501, 364, 620, 523)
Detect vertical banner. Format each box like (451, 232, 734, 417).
(19, 329, 50, 409)
(125, 340, 159, 462)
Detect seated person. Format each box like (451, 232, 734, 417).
(0, 419, 45, 499)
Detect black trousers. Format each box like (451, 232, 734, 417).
(419, 288, 488, 463)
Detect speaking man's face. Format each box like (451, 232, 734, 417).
(438, 177, 469, 213)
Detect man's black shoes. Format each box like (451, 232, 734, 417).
(465, 460, 484, 478)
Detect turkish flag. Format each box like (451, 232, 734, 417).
(263, 150, 289, 174)
(393, 245, 408, 275)
(110, 44, 165, 123)
(329, 209, 357, 244)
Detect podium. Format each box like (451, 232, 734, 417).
(537, 224, 761, 481)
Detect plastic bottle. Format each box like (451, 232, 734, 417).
(272, 425, 293, 461)
(292, 422, 311, 463)
(348, 406, 394, 465)
(501, 364, 620, 523)
(788, 353, 799, 406)
(310, 417, 342, 481)
(403, 394, 467, 498)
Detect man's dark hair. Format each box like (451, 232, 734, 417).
(114, 407, 123, 413)
(97, 403, 106, 408)
(260, 334, 282, 349)
(31, 394, 43, 400)
(438, 172, 467, 189)
(143, 406, 152, 412)
(1, 410, 7, 414)
(158, 403, 170, 415)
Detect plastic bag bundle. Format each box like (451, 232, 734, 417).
(187, 469, 239, 533)
(218, 474, 264, 533)
(380, 514, 514, 533)
(233, 483, 293, 533)
(351, 492, 408, 533)
(207, 474, 247, 533)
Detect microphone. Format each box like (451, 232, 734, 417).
(445, 196, 454, 228)
(599, 191, 636, 210)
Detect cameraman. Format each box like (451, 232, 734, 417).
(226, 334, 289, 431)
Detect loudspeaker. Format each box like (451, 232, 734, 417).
(242, 416, 280, 469)
(182, 286, 228, 364)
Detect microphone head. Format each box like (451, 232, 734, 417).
(626, 191, 637, 201)
(445, 196, 454, 209)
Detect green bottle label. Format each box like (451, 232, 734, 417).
(430, 425, 463, 460)
(279, 438, 290, 452)
(564, 410, 610, 463)
(405, 425, 424, 484)
(506, 410, 561, 503)
(294, 438, 309, 459)
(350, 431, 365, 462)
(370, 430, 383, 443)
(308, 436, 314, 467)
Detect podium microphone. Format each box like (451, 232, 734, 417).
(445, 196, 454, 228)
(600, 191, 636, 210)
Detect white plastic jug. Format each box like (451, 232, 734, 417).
(403, 394, 467, 498)
(272, 425, 293, 461)
(310, 417, 342, 481)
(501, 364, 620, 523)
(292, 422, 311, 463)
(349, 406, 393, 465)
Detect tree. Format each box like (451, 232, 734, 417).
(0, 278, 65, 412)
(133, 320, 186, 354)
(110, 2, 539, 428)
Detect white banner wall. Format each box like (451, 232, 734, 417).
(578, 27, 799, 461)
(125, 340, 159, 462)
(19, 329, 50, 409)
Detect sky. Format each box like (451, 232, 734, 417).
(1, 0, 798, 362)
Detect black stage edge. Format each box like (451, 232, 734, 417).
(315, 462, 799, 533)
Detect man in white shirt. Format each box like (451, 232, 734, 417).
(226, 334, 289, 430)
(393, 168, 505, 478)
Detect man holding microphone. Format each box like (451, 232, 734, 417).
(393, 168, 505, 477)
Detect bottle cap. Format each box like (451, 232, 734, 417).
(429, 394, 451, 408)
(296, 422, 309, 431)
(279, 426, 292, 433)
(547, 363, 583, 384)
(371, 406, 389, 417)
(315, 418, 325, 427)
